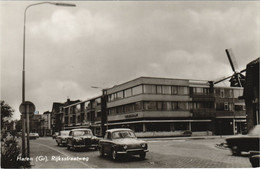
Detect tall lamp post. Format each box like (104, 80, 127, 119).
(22, 1, 76, 159)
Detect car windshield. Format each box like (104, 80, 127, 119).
(73, 130, 92, 137)
(248, 125, 260, 136)
(60, 131, 70, 136)
(112, 131, 136, 139)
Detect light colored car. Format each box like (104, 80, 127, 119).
(99, 128, 149, 160)
(226, 125, 260, 156)
(55, 130, 70, 146)
(25, 133, 39, 139)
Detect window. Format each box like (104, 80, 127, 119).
(132, 85, 142, 95)
(117, 106, 124, 114)
(157, 85, 162, 94)
(162, 86, 171, 94)
(144, 101, 157, 110)
(224, 102, 229, 110)
(172, 86, 178, 95)
(117, 91, 124, 100)
(125, 104, 134, 113)
(220, 89, 224, 98)
(143, 85, 156, 94)
(157, 102, 163, 110)
(172, 102, 178, 110)
(134, 102, 142, 111)
(179, 87, 189, 95)
(124, 88, 132, 98)
(178, 102, 188, 110)
(163, 102, 172, 110)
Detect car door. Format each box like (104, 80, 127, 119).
(67, 131, 73, 146)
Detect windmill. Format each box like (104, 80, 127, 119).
(209, 49, 246, 89)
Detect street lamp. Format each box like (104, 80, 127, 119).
(22, 1, 76, 159)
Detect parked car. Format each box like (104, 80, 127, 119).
(226, 125, 260, 156)
(249, 151, 260, 168)
(25, 133, 39, 139)
(56, 130, 70, 146)
(99, 128, 149, 160)
(53, 132, 59, 139)
(67, 129, 99, 151)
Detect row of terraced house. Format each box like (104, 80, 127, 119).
(50, 76, 248, 137)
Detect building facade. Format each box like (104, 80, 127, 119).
(104, 77, 246, 135)
(42, 111, 52, 136)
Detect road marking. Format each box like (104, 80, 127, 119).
(31, 141, 97, 168)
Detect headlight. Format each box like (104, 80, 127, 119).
(123, 145, 127, 149)
(141, 143, 147, 148)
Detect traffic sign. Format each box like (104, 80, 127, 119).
(19, 101, 36, 118)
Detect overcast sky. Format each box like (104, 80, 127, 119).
(1, 1, 259, 120)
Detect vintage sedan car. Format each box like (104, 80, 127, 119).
(67, 129, 99, 151)
(226, 125, 260, 156)
(25, 133, 39, 139)
(55, 130, 70, 146)
(99, 128, 149, 160)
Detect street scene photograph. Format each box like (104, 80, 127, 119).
(1, 0, 259, 168)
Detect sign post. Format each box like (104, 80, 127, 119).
(19, 101, 35, 158)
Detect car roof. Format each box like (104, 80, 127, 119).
(106, 128, 133, 133)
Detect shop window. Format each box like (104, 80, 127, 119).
(132, 85, 142, 95)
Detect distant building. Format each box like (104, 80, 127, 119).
(42, 111, 52, 136)
(30, 114, 43, 135)
(51, 99, 81, 133)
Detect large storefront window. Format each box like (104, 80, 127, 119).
(132, 85, 142, 95)
(143, 85, 156, 94)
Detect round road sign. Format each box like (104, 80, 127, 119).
(19, 101, 36, 116)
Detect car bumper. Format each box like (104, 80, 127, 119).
(117, 149, 149, 155)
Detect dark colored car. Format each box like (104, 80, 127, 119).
(55, 130, 70, 146)
(67, 129, 99, 151)
(226, 125, 260, 156)
(52, 132, 59, 139)
(99, 128, 149, 160)
(249, 151, 260, 168)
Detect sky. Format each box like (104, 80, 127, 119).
(1, 1, 259, 120)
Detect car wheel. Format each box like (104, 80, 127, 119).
(231, 146, 241, 156)
(112, 149, 118, 160)
(140, 152, 146, 160)
(99, 146, 104, 157)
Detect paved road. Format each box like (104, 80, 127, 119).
(29, 137, 252, 168)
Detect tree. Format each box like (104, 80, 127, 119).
(1, 100, 14, 129)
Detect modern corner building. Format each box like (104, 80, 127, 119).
(105, 77, 246, 135)
(53, 77, 246, 136)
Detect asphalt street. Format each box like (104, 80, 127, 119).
(29, 137, 252, 168)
